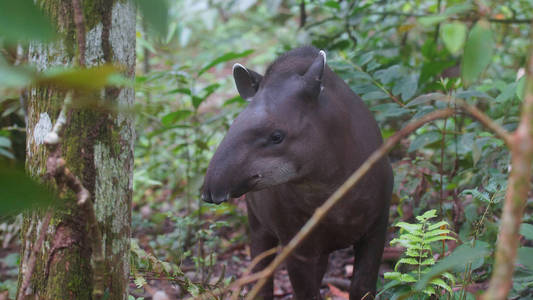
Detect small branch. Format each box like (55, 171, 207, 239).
(365, 11, 532, 24)
(482, 28, 533, 300)
(230, 247, 278, 300)
(44, 92, 71, 146)
(45, 154, 104, 299)
(18, 210, 53, 299)
(486, 18, 533, 24)
(421, 93, 513, 146)
(245, 109, 456, 300)
(72, 0, 86, 67)
(304, 16, 339, 30)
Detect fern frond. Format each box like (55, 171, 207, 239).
(430, 278, 453, 293)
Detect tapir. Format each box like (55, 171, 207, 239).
(202, 46, 393, 300)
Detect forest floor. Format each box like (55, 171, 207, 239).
(127, 196, 401, 300)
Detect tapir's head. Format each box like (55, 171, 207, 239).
(202, 47, 329, 204)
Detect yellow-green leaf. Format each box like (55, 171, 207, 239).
(38, 65, 119, 91)
(441, 22, 467, 55)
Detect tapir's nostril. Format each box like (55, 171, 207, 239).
(201, 189, 213, 203)
(211, 192, 230, 204)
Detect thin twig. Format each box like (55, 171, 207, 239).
(44, 92, 71, 146)
(245, 109, 456, 300)
(230, 247, 278, 300)
(299, 0, 306, 28)
(18, 210, 53, 299)
(419, 93, 513, 146)
(366, 11, 532, 24)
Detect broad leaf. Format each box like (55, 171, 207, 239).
(0, 165, 56, 216)
(39, 65, 119, 91)
(416, 243, 489, 291)
(520, 223, 533, 240)
(161, 110, 192, 127)
(441, 22, 467, 55)
(517, 247, 533, 269)
(0, 0, 56, 43)
(135, 0, 169, 36)
(198, 50, 254, 76)
(461, 20, 494, 85)
(408, 131, 441, 153)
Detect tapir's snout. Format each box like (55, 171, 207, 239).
(201, 172, 262, 205)
(201, 188, 230, 205)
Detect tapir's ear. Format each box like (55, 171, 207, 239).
(303, 50, 326, 97)
(233, 63, 263, 100)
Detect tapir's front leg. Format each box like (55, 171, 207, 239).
(286, 254, 328, 300)
(350, 214, 388, 300)
(247, 203, 278, 300)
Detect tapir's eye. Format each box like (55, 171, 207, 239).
(270, 130, 285, 144)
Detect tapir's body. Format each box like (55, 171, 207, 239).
(202, 47, 393, 300)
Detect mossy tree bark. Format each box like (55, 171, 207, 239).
(18, 1, 135, 299)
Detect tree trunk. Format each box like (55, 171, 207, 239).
(18, 1, 135, 299)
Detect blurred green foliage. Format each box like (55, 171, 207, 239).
(1, 0, 533, 298)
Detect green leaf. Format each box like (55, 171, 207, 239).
(0, 136, 11, 148)
(425, 229, 453, 238)
(0, 0, 56, 43)
(0, 165, 57, 216)
(443, 3, 472, 15)
(363, 91, 389, 101)
(134, 276, 147, 288)
(430, 278, 453, 293)
(396, 257, 419, 268)
(441, 22, 467, 55)
(424, 235, 456, 243)
(495, 82, 517, 103)
(161, 110, 192, 127)
(0, 63, 35, 88)
(419, 15, 447, 27)
(135, 0, 169, 36)
(427, 220, 450, 231)
(516, 76, 526, 100)
(416, 243, 489, 291)
(0, 148, 15, 159)
(419, 209, 438, 221)
(423, 285, 436, 296)
(408, 131, 441, 153)
(374, 65, 401, 84)
(223, 95, 246, 106)
(396, 222, 423, 232)
(441, 272, 456, 286)
(166, 88, 191, 95)
(421, 258, 435, 265)
(461, 20, 494, 85)
(520, 223, 533, 240)
(418, 3, 472, 27)
(462, 189, 490, 202)
(393, 74, 418, 101)
(517, 247, 533, 269)
(198, 50, 254, 77)
(324, 1, 341, 9)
